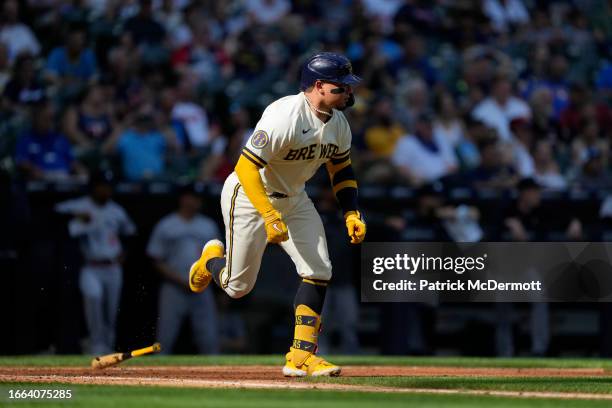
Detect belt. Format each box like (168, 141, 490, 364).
(269, 192, 289, 199)
(86, 259, 118, 266)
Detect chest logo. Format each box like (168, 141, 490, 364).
(283, 143, 339, 161)
(302, 128, 311, 134)
(251, 130, 269, 149)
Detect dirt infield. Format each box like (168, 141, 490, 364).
(1, 365, 612, 400)
(1, 365, 611, 380)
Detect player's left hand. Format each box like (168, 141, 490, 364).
(345, 210, 366, 244)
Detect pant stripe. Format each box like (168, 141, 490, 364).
(223, 183, 241, 288)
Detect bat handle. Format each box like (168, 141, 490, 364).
(131, 342, 162, 357)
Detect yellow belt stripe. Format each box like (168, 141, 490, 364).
(303, 278, 329, 287)
(223, 183, 241, 288)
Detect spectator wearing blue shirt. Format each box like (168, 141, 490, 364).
(103, 104, 179, 181)
(45, 24, 97, 88)
(15, 102, 85, 180)
(159, 86, 190, 150)
(522, 54, 570, 119)
(595, 62, 612, 100)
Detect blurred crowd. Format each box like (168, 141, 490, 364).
(3, 0, 612, 357)
(0, 0, 610, 192)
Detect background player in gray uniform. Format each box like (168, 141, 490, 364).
(147, 185, 221, 354)
(55, 173, 135, 354)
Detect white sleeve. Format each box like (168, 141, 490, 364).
(335, 116, 352, 158)
(25, 27, 41, 55)
(391, 137, 408, 167)
(471, 102, 487, 123)
(242, 111, 293, 166)
(55, 198, 85, 214)
(435, 133, 458, 167)
(119, 208, 136, 236)
(509, 0, 529, 24)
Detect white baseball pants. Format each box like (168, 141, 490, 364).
(218, 172, 332, 298)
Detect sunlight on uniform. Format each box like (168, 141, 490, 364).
(189, 53, 367, 377)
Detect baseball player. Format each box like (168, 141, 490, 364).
(55, 172, 136, 354)
(189, 53, 366, 376)
(147, 184, 221, 354)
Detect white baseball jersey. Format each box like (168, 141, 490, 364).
(55, 197, 136, 261)
(243, 92, 352, 197)
(216, 92, 354, 298)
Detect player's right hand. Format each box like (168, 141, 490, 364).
(263, 209, 289, 243)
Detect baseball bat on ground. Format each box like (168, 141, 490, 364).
(91, 342, 161, 369)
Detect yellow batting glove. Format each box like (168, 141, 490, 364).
(263, 209, 289, 244)
(345, 210, 366, 244)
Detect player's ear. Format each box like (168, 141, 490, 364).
(315, 80, 325, 94)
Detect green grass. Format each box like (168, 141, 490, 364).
(1, 355, 612, 369)
(2, 356, 612, 407)
(1, 384, 611, 408)
(306, 376, 612, 394)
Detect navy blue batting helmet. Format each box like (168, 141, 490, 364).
(300, 52, 361, 91)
